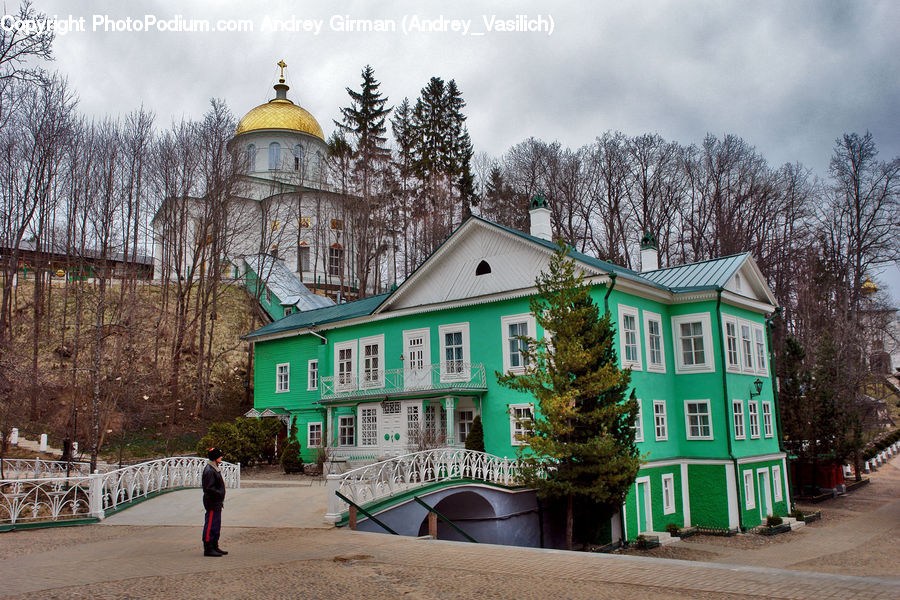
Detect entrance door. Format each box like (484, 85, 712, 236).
(757, 470, 772, 520)
(636, 479, 652, 534)
(404, 329, 431, 391)
(380, 400, 403, 456)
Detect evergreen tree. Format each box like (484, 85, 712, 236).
(497, 241, 640, 550)
(464, 415, 485, 452)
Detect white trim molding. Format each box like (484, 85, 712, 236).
(672, 313, 714, 373)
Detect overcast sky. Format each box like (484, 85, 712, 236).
(29, 0, 900, 300)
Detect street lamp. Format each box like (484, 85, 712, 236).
(750, 378, 763, 398)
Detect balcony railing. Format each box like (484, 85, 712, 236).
(320, 362, 487, 401)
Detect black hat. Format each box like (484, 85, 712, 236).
(208, 447, 224, 461)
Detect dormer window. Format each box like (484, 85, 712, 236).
(475, 260, 491, 276)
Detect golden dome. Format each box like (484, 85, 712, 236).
(234, 98, 325, 140)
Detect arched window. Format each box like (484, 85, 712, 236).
(293, 144, 303, 171)
(268, 142, 281, 170)
(475, 260, 491, 276)
(247, 144, 256, 171)
(316, 151, 324, 182)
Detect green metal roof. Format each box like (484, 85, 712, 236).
(640, 252, 749, 292)
(244, 293, 389, 340)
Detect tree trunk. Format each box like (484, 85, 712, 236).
(566, 492, 574, 551)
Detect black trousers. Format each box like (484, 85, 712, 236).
(203, 509, 221, 544)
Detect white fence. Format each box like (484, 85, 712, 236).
(324, 448, 521, 523)
(0, 456, 240, 526)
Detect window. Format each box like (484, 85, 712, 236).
(284, 306, 293, 316)
(501, 314, 535, 374)
(275, 363, 290, 393)
(307, 360, 318, 391)
(662, 474, 675, 515)
(744, 470, 755, 509)
(619, 306, 642, 370)
(741, 324, 754, 372)
(406, 405, 420, 442)
(439, 323, 469, 381)
(772, 465, 783, 502)
(458, 410, 474, 444)
(328, 244, 343, 277)
(247, 144, 256, 171)
(338, 415, 355, 446)
(298, 244, 310, 272)
(672, 314, 713, 372)
(643, 312, 665, 372)
(316, 152, 324, 182)
(748, 400, 760, 439)
(271, 219, 280, 232)
(335, 341, 356, 391)
(265, 289, 273, 304)
(653, 400, 668, 441)
(762, 402, 773, 438)
(475, 260, 491, 275)
(268, 142, 281, 170)
(733, 400, 745, 440)
(360, 407, 378, 446)
(685, 400, 712, 440)
(298, 216, 311, 228)
(633, 400, 644, 442)
(425, 404, 447, 439)
(293, 144, 303, 171)
(331, 219, 344, 230)
(510, 404, 534, 445)
(307, 422, 322, 448)
(754, 326, 768, 375)
(724, 318, 740, 371)
(360, 335, 384, 388)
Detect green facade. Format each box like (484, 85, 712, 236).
(247, 216, 789, 539)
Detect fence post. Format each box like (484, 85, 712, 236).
(324, 474, 342, 523)
(89, 472, 105, 519)
(10, 428, 17, 445)
(39, 434, 47, 452)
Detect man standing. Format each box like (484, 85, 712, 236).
(202, 447, 228, 557)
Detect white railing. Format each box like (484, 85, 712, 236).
(0, 456, 240, 526)
(324, 448, 520, 522)
(0, 458, 98, 479)
(320, 362, 487, 400)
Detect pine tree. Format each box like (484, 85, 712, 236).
(497, 241, 640, 550)
(464, 415, 485, 452)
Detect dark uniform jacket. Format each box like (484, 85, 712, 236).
(202, 461, 226, 511)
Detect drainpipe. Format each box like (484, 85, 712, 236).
(604, 273, 617, 315)
(766, 307, 793, 508)
(306, 325, 327, 344)
(716, 288, 744, 532)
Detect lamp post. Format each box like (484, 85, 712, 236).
(750, 378, 763, 398)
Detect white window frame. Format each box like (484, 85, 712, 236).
(762, 401, 773, 438)
(643, 311, 665, 373)
(661, 473, 676, 515)
(439, 322, 470, 382)
(733, 399, 746, 440)
(748, 400, 760, 439)
(723, 317, 741, 372)
(753, 325, 768, 376)
(359, 406, 378, 447)
(653, 399, 668, 441)
(740, 322, 755, 374)
(275, 362, 290, 393)
(509, 403, 534, 446)
(501, 313, 536, 375)
(634, 399, 644, 442)
(307, 359, 318, 391)
(359, 334, 385, 389)
(307, 422, 322, 448)
(338, 415, 355, 447)
(744, 470, 756, 510)
(619, 305, 642, 370)
(335, 340, 357, 392)
(672, 313, 714, 373)
(457, 409, 474, 445)
(684, 399, 713, 440)
(772, 465, 783, 502)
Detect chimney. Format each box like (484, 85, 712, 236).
(640, 231, 659, 272)
(529, 193, 552, 241)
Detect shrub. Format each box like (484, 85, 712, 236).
(766, 515, 783, 527)
(665, 523, 680, 536)
(197, 422, 254, 465)
(280, 424, 303, 474)
(464, 415, 485, 452)
(790, 508, 805, 521)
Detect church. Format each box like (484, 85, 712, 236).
(153, 61, 364, 319)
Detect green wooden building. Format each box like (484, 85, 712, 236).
(245, 202, 789, 539)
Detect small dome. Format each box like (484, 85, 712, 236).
(235, 99, 325, 141)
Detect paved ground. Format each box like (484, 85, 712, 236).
(1, 458, 898, 599)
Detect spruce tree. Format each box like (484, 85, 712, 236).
(497, 241, 640, 550)
(464, 415, 485, 452)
